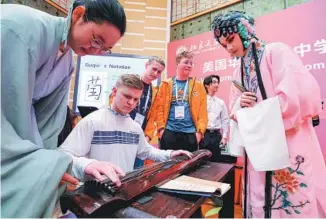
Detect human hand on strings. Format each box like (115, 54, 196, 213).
(84, 161, 126, 187)
(59, 173, 79, 191)
(240, 92, 257, 108)
(170, 150, 193, 159)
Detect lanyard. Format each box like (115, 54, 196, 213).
(175, 78, 188, 103)
(138, 85, 151, 114)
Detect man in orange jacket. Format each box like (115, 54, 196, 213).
(109, 56, 165, 167)
(156, 47, 208, 152)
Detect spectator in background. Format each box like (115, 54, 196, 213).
(200, 75, 229, 162)
(156, 46, 208, 152)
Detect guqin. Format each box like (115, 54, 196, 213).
(60, 149, 212, 217)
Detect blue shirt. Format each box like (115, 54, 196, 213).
(166, 79, 196, 133)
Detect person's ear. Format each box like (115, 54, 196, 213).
(112, 87, 117, 97)
(71, 6, 86, 26)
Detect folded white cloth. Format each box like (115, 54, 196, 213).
(236, 96, 290, 171)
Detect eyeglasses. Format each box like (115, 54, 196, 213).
(84, 16, 112, 55)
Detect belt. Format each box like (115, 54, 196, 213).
(206, 129, 220, 134)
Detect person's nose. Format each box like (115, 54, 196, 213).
(127, 99, 137, 106)
(89, 47, 101, 55)
(153, 71, 159, 77)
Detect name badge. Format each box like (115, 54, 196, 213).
(135, 113, 145, 126)
(175, 106, 185, 119)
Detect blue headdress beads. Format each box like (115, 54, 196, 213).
(211, 11, 257, 49)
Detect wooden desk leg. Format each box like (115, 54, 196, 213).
(219, 168, 235, 218)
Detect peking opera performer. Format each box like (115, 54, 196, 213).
(211, 11, 326, 218)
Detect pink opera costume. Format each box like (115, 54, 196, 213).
(211, 11, 326, 218)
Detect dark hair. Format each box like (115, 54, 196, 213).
(73, 0, 126, 36)
(203, 75, 220, 93)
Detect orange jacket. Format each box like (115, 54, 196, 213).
(109, 86, 159, 140)
(155, 77, 208, 136)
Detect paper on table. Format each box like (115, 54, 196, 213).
(158, 175, 231, 197)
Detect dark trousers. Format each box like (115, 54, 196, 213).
(199, 130, 222, 162)
(160, 129, 198, 152)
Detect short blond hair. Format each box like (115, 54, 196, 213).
(148, 56, 165, 67)
(176, 46, 194, 63)
(115, 74, 144, 90)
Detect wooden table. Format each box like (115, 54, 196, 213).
(129, 162, 235, 218)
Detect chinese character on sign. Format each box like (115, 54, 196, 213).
(188, 44, 198, 52)
(314, 39, 326, 54)
(205, 40, 212, 48)
(198, 41, 204, 50)
(86, 75, 102, 101)
(203, 61, 214, 73)
(215, 59, 227, 71)
(228, 58, 240, 68)
(213, 40, 220, 49)
(293, 43, 311, 57)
